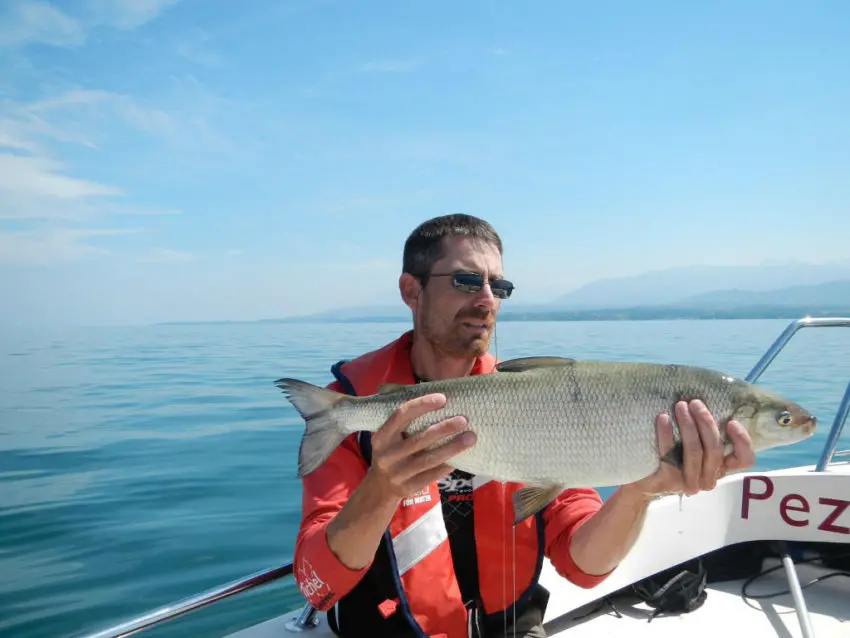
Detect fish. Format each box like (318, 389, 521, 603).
(274, 356, 816, 524)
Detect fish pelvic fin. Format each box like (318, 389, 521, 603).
(496, 356, 576, 374)
(274, 378, 350, 478)
(512, 484, 563, 525)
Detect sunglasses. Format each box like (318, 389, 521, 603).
(425, 271, 515, 299)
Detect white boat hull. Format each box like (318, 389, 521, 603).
(228, 460, 850, 638)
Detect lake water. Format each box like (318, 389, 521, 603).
(2, 318, 849, 638)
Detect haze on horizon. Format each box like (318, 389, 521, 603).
(1, 1, 848, 329)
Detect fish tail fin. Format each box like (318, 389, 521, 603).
(275, 378, 350, 477)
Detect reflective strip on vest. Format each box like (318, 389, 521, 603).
(392, 502, 448, 576)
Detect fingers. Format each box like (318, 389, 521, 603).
(397, 429, 477, 484)
(387, 415, 469, 466)
(646, 404, 755, 499)
(675, 401, 703, 496)
(373, 393, 446, 449)
(655, 410, 675, 455)
(691, 400, 724, 490)
(404, 463, 456, 493)
(723, 420, 755, 471)
(369, 392, 478, 498)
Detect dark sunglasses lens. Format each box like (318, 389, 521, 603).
(452, 273, 513, 299)
(490, 280, 513, 299)
(452, 273, 483, 292)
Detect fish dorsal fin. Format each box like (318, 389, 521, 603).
(377, 382, 407, 394)
(496, 356, 575, 373)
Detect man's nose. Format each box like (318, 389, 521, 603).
(473, 281, 498, 308)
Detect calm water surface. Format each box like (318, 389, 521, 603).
(2, 318, 849, 638)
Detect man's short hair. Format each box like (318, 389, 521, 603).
(402, 214, 503, 284)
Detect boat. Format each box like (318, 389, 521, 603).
(74, 316, 850, 638)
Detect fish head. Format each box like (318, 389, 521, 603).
(731, 385, 817, 451)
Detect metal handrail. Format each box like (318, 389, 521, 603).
(744, 316, 850, 383)
(741, 316, 850, 638)
(816, 380, 850, 471)
(742, 316, 850, 471)
(71, 316, 850, 638)
(73, 563, 294, 638)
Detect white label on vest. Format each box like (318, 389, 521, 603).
(402, 487, 432, 507)
(392, 501, 448, 576)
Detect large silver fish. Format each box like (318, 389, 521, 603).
(275, 356, 816, 522)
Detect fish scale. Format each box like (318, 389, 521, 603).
(275, 356, 816, 522)
(347, 363, 727, 486)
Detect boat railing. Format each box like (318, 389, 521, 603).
(73, 563, 298, 638)
(742, 316, 850, 470)
(739, 315, 850, 638)
(72, 316, 850, 638)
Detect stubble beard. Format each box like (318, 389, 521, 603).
(419, 304, 493, 359)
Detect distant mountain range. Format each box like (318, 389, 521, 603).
(256, 262, 850, 324)
(550, 261, 850, 309)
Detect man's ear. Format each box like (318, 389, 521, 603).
(399, 273, 421, 311)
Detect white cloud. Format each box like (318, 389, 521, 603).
(0, 0, 180, 50)
(0, 86, 185, 264)
(0, 227, 139, 265)
(22, 88, 181, 142)
(7, 80, 245, 162)
(83, 0, 180, 31)
(0, 1, 240, 273)
(0, 153, 123, 223)
(0, 123, 41, 153)
(0, 154, 120, 201)
(0, 1, 85, 48)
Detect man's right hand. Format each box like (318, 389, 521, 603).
(325, 393, 475, 571)
(367, 393, 476, 502)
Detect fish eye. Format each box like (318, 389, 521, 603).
(777, 411, 793, 426)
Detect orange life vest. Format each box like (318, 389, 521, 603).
(328, 331, 546, 638)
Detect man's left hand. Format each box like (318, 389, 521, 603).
(627, 399, 756, 498)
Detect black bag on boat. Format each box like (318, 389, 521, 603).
(629, 558, 708, 620)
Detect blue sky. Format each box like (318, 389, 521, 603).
(1, 0, 848, 327)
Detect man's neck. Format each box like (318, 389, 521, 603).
(409, 337, 476, 381)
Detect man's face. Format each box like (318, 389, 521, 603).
(414, 236, 506, 358)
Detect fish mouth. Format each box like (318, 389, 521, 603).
(803, 416, 817, 436)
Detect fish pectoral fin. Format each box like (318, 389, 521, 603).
(512, 484, 563, 524)
(377, 383, 407, 394)
(661, 432, 727, 471)
(496, 356, 576, 374)
(660, 441, 684, 469)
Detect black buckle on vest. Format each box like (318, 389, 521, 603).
(465, 599, 484, 638)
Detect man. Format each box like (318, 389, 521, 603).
(292, 214, 755, 638)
